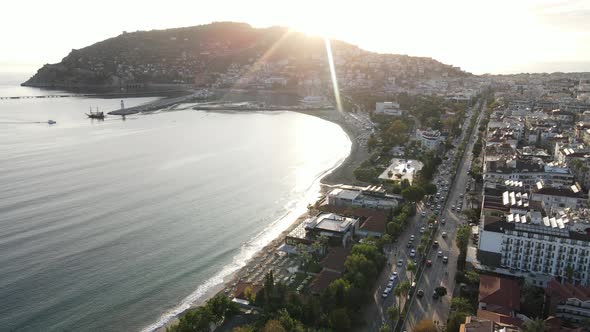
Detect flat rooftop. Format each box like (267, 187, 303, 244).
(379, 158, 424, 184)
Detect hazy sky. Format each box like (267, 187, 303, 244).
(2, 0, 590, 74)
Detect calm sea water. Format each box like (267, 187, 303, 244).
(0, 74, 351, 331)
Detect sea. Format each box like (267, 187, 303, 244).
(0, 73, 351, 332)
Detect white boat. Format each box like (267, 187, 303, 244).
(47, 120, 56, 124)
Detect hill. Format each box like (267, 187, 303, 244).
(22, 22, 469, 90)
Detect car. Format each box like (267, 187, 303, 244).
(397, 259, 403, 267)
(410, 249, 416, 257)
(438, 251, 443, 257)
(420, 227, 425, 233)
(433, 241, 439, 247)
(410, 234, 415, 240)
(407, 242, 413, 248)
(392, 271, 398, 277)
(442, 232, 448, 238)
(441, 218, 446, 224)
(428, 223, 433, 229)
(382, 291, 389, 298)
(417, 289, 424, 298)
(426, 259, 432, 267)
(387, 281, 394, 288)
(421, 211, 426, 217)
(443, 256, 449, 263)
(389, 275, 397, 282)
(457, 207, 462, 212)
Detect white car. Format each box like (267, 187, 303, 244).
(410, 249, 416, 257)
(410, 235, 415, 241)
(438, 251, 443, 257)
(397, 259, 403, 267)
(387, 281, 394, 288)
(420, 227, 425, 233)
(389, 274, 398, 282)
(442, 232, 448, 238)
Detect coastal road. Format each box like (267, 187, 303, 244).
(361, 204, 432, 331)
(403, 102, 486, 331)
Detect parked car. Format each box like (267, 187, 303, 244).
(442, 232, 448, 238)
(438, 251, 443, 257)
(443, 256, 449, 263)
(433, 241, 439, 247)
(397, 259, 403, 267)
(426, 259, 432, 267)
(420, 227, 425, 233)
(417, 289, 424, 298)
(410, 249, 416, 257)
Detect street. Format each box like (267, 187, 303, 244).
(402, 102, 486, 331)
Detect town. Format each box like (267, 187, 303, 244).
(165, 71, 590, 332)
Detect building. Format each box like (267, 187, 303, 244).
(375, 101, 403, 116)
(545, 279, 590, 328)
(326, 185, 401, 209)
(476, 275, 523, 328)
(477, 196, 590, 286)
(416, 128, 444, 151)
(532, 183, 589, 211)
(378, 158, 424, 184)
(304, 213, 359, 247)
(484, 158, 574, 190)
(459, 316, 519, 332)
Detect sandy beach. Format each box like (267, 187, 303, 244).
(149, 106, 369, 332)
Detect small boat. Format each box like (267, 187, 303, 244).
(47, 120, 56, 124)
(86, 107, 105, 119)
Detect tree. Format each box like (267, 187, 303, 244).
(387, 305, 399, 324)
(296, 244, 312, 272)
(522, 318, 549, 332)
(379, 324, 391, 332)
(394, 281, 411, 314)
(451, 297, 474, 314)
(328, 308, 351, 330)
(407, 261, 417, 282)
(447, 311, 468, 332)
(368, 133, 378, 151)
(413, 319, 437, 332)
(402, 186, 425, 202)
(423, 183, 438, 196)
(262, 319, 286, 332)
(435, 286, 447, 297)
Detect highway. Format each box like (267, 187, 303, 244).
(402, 101, 486, 331)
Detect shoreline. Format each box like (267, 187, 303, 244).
(149, 108, 368, 332)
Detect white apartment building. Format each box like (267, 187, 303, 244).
(484, 159, 574, 190)
(532, 183, 589, 211)
(375, 101, 403, 116)
(478, 206, 590, 286)
(416, 129, 444, 151)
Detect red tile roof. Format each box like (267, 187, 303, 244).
(359, 215, 387, 234)
(309, 269, 341, 294)
(320, 247, 351, 274)
(478, 275, 521, 311)
(233, 281, 262, 301)
(546, 278, 590, 302)
(476, 309, 522, 328)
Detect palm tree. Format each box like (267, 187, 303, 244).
(522, 318, 549, 332)
(394, 281, 411, 316)
(407, 261, 417, 282)
(387, 305, 399, 324)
